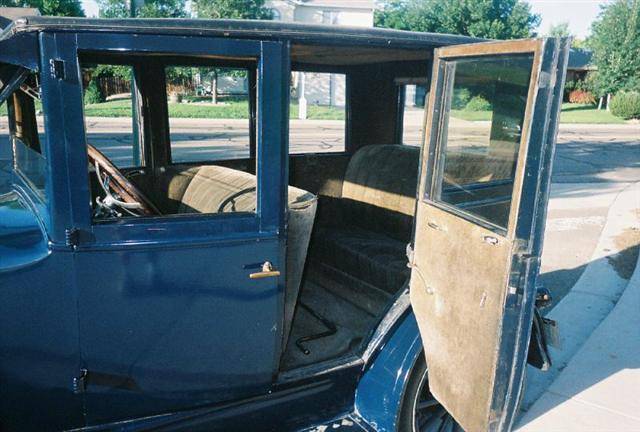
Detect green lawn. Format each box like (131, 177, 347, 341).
(450, 103, 626, 124)
(0, 98, 625, 124)
(83, 98, 345, 120)
(559, 103, 626, 124)
(450, 109, 493, 121)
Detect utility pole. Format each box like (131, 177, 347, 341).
(298, 72, 307, 120)
(130, 0, 145, 17)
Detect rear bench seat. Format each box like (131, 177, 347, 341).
(309, 144, 420, 295)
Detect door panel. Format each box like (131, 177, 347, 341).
(410, 38, 569, 432)
(76, 238, 282, 424)
(411, 203, 514, 431)
(63, 36, 290, 426)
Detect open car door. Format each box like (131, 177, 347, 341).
(409, 38, 569, 432)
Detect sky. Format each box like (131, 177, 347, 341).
(526, 0, 612, 39)
(80, 0, 611, 39)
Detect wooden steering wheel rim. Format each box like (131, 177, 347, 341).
(87, 144, 160, 216)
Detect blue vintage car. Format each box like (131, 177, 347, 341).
(0, 13, 568, 432)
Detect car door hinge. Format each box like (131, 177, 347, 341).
(65, 228, 80, 249)
(507, 253, 540, 307)
(538, 71, 552, 89)
(49, 59, 66, 80)
(72, 368, 88, 394)
(406, 243, 415, 268)
(535, 283, 552, 309)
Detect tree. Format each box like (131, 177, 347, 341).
(96, 0, 127, 17)
(97, 0, 187, 18)
(193, 0, 273, 20)
(548, 21, 571, 38)
(0, 0, 84, 16)
(374, 0, 540, 40)
(588, 0, 640, 97)
(188, 0, 272, 103)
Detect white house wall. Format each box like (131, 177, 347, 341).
(292, 6, 372, 27)
(303, 72, 346, 107)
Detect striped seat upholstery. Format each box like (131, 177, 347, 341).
(309, 145, 420, 294)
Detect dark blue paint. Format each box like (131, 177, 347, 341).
(355, 311, 423, 432)
(0, 168, 82, 431)
(0, 164, 49, 272)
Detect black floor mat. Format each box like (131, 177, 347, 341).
(281, 269, 392, 370)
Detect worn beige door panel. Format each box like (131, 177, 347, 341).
(409, 37, 569, 432)
(410, 202, 514, 432)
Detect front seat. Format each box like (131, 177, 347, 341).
(164, 164, 318, 346)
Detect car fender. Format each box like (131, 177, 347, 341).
(354, 298, 423, 432)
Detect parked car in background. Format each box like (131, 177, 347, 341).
(0, 14, 568, 432)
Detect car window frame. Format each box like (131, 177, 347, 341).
(421, 43, 543, 238)
(51, 32, 289, 248)
(162, 61, 258, 166)
(0, 67, 50, 205)
(289, 65, 351, 157)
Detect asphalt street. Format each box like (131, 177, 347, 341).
(2, 114, 638, 307)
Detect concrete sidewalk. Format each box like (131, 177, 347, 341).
(517, 181, 640, 431)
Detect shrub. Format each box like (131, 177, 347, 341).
(610, 91, 640, 119)
(452, 88, 471, 109)
(568, 89, 596, 105)
(465, 95, 491, 111)
(84, 80, 104, 105)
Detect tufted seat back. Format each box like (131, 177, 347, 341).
(340, 145, 420, 242)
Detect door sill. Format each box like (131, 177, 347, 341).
(277, 354, 363, 384)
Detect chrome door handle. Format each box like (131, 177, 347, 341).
(249, 261, 281, 279)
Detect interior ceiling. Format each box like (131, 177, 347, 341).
(291, 43, 432, 66)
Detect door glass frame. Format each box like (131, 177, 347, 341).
(421, 40, 543, 238)
(411, 37, 569, 432)
(56, 33, 289, 247)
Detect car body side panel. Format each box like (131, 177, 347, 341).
(0, 192, 82, 430)
(354, 309, 422, 432)
(0, 250, 83, 431)
(0, 149, 83, 432)
(75, 237, 284, 425)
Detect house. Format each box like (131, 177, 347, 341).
(267, 0, 374, 27)
(267, 1, 375, 118)
(566, 48, 596, 83)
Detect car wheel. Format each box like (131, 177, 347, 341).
(398, 355, 464, 432)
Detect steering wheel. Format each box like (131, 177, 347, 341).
(87, 144, 160, 217)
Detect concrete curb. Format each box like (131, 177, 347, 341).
(519, 180, 640, 413)
(516, 202, 640, 430)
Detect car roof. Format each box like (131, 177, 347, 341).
(1, 16, 481, 50)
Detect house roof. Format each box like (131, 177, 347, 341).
(567, 48, 596, 71)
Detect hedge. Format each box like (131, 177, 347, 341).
(610, 91, 640, 120)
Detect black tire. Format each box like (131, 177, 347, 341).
(398, 355, 464, 432)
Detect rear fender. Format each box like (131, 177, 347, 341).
(355, 305, 422, 432)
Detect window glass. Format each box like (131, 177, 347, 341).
(84, 57, 260, 221)
(167, 66, 252, 163)
(1, 73, 47, 200)
(290, 72, 346, 154)
(400, 84, 425, 146)
(81, 64, 139, 168)
(434, 54, 534, 230)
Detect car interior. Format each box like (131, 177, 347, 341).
(79, 42, 524, 372)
